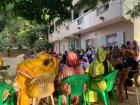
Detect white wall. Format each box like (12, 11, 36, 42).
(54, 21, 134, 53)
(81, 32, 100, 50)
(59, 39, 69, 54)
(80, 21, 134, 50)
(134, 19, 140, 48)
(95, 21, 134, 41)
(49, 0, 124, 43)
(54, 39, 69, 54)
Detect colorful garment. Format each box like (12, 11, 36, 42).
(86, 48, 114, 102)
(0, 57, 3, 68)
(58, 52, 84, 105)
(15, 52, 60, 105)
(0, 82, 15, 105)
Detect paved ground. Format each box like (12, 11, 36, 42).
(2, 54, 24, 78)
(38, 92, 137, 105)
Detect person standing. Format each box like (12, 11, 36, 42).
(131, 40, 139, 60)
(62, 51, 68, 64)
(131, 40, 139, 52)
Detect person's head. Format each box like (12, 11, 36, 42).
(79, 56, 83, 62)
(66, 52, 79, 67)
(122, 44, 126, 49)
(114, 46, 118, 50)
(126, 41, 131, 45)
(49, 48, 53, 54)
(30, 50, 34, 55)
(109, 46, 113, 51)
(65, 51, 67, 54)
(126, 41, 131, 49)
(96, 48, 106, 62)
(80, 49, 84, 53)
(53, 52, 59, 58)
(102, 46, 105, 50)
(88, 48, 91, 51)
(132, 40, 138, 47)
(82, 57, 88, 62)
(59, 53, 62, 56)
(41, 48, 45, 51)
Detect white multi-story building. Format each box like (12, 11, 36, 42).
(48, 0, 140, 54)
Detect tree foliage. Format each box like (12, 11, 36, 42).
(0, 1, 50, 50)
(16, 22, 48, 49)
(0, 0, 14, 10)
(81, 0, 109, 8)
(13, 0, 72, 24)
(0, 0, 72, 24)
(34, 38, 51, 51)
(0, 0, 110, 51)
(127, 2, 140, 19)
(0, 0, 109, 24)
(0, 7, 48, 50)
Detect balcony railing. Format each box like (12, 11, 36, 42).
(77, 17, 83, 25)
(49, 0, 124, 43)
(97, 3, 109, 16)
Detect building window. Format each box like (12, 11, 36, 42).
(97, 3, 109, 16)
(116, 32, 125, 47)
(107, 33, 117, 46)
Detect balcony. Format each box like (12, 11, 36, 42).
(49, 0, 131, 43)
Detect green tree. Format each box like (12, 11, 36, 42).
(127, 2, 140, 19)
(16, 23, 48, 49)
(13, 0, 72, 23)
(0, 0, 108, 24)
(0, 0, 109, 51)
(0, 0, 14, 10)
(34, 38, 51, 51)
(81, 0, 108, 8)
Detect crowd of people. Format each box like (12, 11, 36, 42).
(13, 40, 140, 105)
(56, 40, 140, 104)
(59, 40, 139, 72)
